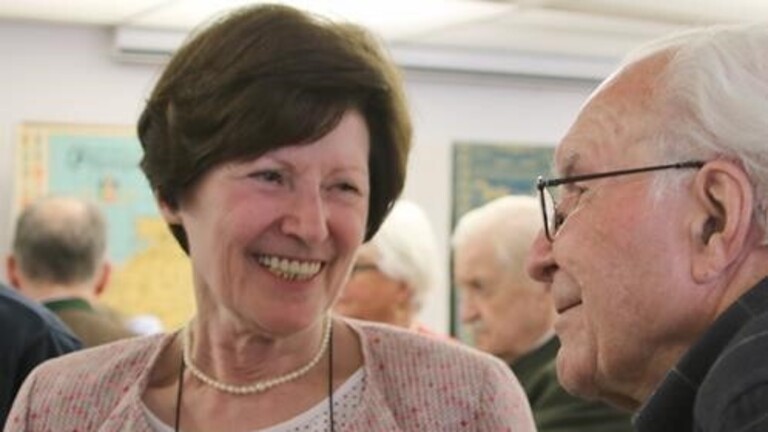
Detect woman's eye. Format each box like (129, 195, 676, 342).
(328, 180, 363, 195)
(336, 182, 360, 193)
(251, 170, 284, 184)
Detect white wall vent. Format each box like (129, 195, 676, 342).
(112, 26, 187, 64)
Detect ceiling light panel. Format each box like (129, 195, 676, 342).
(126, 0, 510, 39)
(546, 0, 768, 24)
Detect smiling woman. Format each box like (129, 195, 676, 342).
(5, 4, 535, 432)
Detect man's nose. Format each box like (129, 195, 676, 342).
(459, 295, 480, 324)
(526, 229, 557, 284)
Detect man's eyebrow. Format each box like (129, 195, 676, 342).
(556, 151, 581, 177)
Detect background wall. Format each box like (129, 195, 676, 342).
(0, 20, 598, 333)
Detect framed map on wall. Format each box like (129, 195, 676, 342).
(450, 142, 554, 339)
(14, 123, 195, 331)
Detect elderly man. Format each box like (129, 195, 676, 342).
(453, 195, 632, 431)
(526, 24, 768, 431)
(7, 196, 136, 347)
(335, 200, 444, 336)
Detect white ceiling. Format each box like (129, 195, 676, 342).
(1, 0, 765, 79)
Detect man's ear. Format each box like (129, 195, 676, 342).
(93, 262, 112, 298)
(6, 255, 22, 289)
(395, 281, 413, 309)
(690, 160, 755, 282)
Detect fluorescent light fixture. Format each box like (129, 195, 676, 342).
(280, 0, 508, 39)
(128, 0, 509, 39)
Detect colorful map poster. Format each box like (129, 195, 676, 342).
(450, 142, 554, 339)
(15, 123, 195, 330)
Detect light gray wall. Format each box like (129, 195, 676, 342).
(0, 20, 162, 261)
(0, 20, 597, 333)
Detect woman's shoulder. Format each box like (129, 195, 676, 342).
(342, 319, 535, 430)
(30, 332, 172, 386)
(6, 333, 176, 429)
(347, 318, 510, 376)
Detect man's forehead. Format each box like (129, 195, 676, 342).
(552, 56, 668, 176)
(456, 239, 503, 278)
(457, 230, 495, 260)
(553, 113, 649, 177)
(553, 105, 619, 176)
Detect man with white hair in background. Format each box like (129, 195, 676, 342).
(335, 200, 445, 336)
(526, 24, 768, 431)
(454, 195, 632, 431)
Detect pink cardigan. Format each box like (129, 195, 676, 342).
(5, 319, 535, 431)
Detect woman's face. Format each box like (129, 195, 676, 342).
(161, 110, 370, 335)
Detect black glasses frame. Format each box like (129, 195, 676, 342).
(536, 160, 706, 241)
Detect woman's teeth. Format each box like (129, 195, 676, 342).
(257, 255, 323, 281)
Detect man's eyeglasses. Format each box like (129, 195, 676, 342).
(536, 160, 706, 242)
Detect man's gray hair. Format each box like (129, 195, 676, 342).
(12, 196, 107, 285)
(623, 24, 768, 242)
(451, 195, 541, 273)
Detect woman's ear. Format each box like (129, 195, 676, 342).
(690, 160, 755, 282)
(156, 192, 182, 224)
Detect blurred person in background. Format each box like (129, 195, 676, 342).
(454, 195, 632, 432)
(0, 281, 80, 428)
(335, 199, 445, 337)
(7, 196, 136, 347)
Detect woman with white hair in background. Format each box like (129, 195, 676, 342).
(335, 200, 444, 336)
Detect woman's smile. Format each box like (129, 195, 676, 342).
(254, 254, 325, 281)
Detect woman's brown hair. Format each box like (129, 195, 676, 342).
(138, 4, 411, 251)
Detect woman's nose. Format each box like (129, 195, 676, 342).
(281, 188, 329, 243)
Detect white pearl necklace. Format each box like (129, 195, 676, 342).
(182, 316, 332, 395)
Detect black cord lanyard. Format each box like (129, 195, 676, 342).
(328, 324, 335, 431)
(174, 327, 335, 432)
(174, 355, 184, 431)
